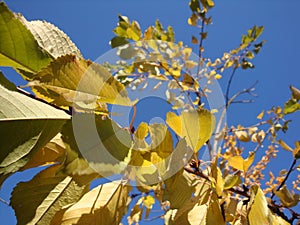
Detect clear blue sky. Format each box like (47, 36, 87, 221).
(1, 0, 300, 224)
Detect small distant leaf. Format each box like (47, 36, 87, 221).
(110, 36, 129, 48)
(235, 130, 251, 142)
(290, 85, 300, 101)
(192, 35, 198, 44)
(278, 139, 293, 152)
(293, 146, 300, 159)
(257, 110, 264, 120)
(189, 0, 200, 12)
(166, 108, 215, 152)
(284, 98, 300, 114)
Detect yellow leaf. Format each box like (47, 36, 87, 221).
(274, 185, 300, 207)
(143, 195, 155, 209)
(51, 180, 131, 225)
(135, 122, 149, 140)
(248, 186, 270, 225)
(28, 55, 136, 111)
(227, 152, 255, 173)
(257, 110, 264, 120)
(278, 139, 293, 152)
(244, 152, 255, 172)
(166, 108, 215, 152)
(235, 130, 251, 142)
(214, 74, 222, 80)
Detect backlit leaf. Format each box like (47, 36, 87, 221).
(28, 55, 136, 110)
(50, 180, 131, 225)
(248, 186, 271, 225)
(18, 15, 82, 58)
(61, 114, 132, 178)
(0, 3, 52, 75)
(166, 108, 215, 152)
(10, 165, 88, 225)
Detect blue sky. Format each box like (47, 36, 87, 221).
(1, 0, 300, 224)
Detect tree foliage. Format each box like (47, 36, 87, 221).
(0, 1, 299, 224)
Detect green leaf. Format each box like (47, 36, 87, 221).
(50, 180, 131, 225)
(163, 170, 196, 209)
(0, 2, 52, 76)
(189, 0, 201, 12)
(17, 15, 82, 58)
(61, 114, 132, 178)
(10, 165, 88, 225)
(0, 73, 69, 185)
(27, 55, 136, 109)
(284, 98, 300, 114)
(223, 174, 241, 190)
(110, 36, 129, 48)
(166, 108, 215, 152)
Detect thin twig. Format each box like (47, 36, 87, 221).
(271, 158, 297, 199)
(0, 197, 9, 206)
(225, 67, 237, 108)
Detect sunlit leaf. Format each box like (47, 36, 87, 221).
(235, 130, 250, 142)
(50, 180, 131, 225)
(61, 115, 132, 178)
(248, 186, 270, 225)
(0, 2, 52, 76)
(278, 139, 293, 152)
(274, 185, 299, 208)
(227, 152, 255, 173)
(284, 98, 300, 114)
(27, 55, 136, 110)
(18, 15, 82, 59)
(166, 108, 215, 152)
(11, 165, 88, 225)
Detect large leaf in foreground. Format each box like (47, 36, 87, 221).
(0, 73, 69, 183)
(61, 114, 132, 177)
(17, 15, 82, 58)
(0, 2, 52, 75)
(248, 186, 290, 225)
(50, 181, 131, 225)
(166, 108, 215, 152)
(10, 165, 88, 225)
(28, 55, 136, 110)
